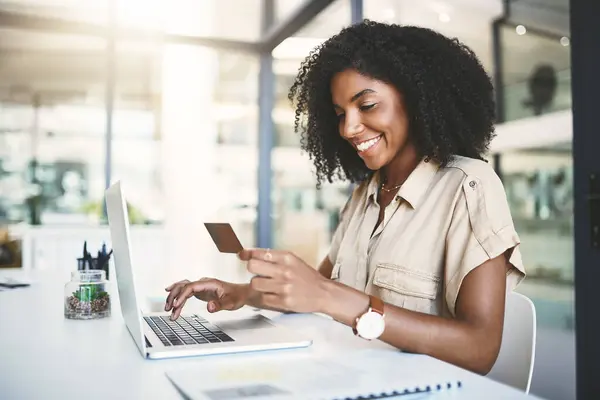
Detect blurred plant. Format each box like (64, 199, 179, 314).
(72, 284, 108, 302)
(81, 200, 147, 224)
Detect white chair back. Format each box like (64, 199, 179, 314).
(487, 291, 537, 393)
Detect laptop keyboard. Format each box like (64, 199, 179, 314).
(143, 315, 234, 346)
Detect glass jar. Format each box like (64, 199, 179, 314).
(64, 270, 111, 319)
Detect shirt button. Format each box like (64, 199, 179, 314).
(469, 180, 476, 188)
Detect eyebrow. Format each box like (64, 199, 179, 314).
(333, 88, 376, 108)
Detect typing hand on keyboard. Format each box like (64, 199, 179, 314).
(144, 315, 234, 346)
(164, 278, 249, 320)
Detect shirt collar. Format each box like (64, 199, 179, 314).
(367, 158, 440, 209)
(366, 171, 381, 201)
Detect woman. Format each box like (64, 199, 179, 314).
(164, 20, 525, 375)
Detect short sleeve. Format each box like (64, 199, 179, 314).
(444, 173, 526, 317)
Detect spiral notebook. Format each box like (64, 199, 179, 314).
(165, 349, 464, 400)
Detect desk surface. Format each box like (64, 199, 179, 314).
(0, 270, 543, 399)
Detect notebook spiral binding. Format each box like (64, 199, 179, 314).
(331, 380, 462, 400)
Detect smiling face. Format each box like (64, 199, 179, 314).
(331, 69, 416, 173)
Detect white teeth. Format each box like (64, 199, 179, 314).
(357, 136, 381, 152)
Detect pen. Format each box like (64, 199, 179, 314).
(83, 241, 88, 270)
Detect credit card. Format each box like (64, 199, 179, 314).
(204, 223, 244, 253)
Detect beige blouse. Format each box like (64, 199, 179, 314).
(328, 156, 526, 318)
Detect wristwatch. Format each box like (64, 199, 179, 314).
(353, 295, 385, 340)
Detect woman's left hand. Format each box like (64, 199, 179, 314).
(237, 248, 329, 313)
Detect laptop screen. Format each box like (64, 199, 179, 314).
(105, 181, 146, 356)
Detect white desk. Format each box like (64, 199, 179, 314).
(0, 270, 544, 400)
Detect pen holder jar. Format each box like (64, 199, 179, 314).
(64, 270, 111, 320)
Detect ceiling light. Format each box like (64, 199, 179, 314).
(560, 36, 570, 46)
(516, 25, 527, 35)
(438, 13, 450, 23)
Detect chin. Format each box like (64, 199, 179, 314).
(361, 157, 388, 171)
(362, 160, 381, 170)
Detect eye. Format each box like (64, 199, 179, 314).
(360, 103, 376, 111)
(336, 113, 345, 120)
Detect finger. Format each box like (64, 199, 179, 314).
(250, 276, 281, 294)
(165, 285, 184, 311)
(170, 282, 204, 319)
(172, 282, 221, 319)
(165, 279, 189, 292)
(247, 259, 281, 278)
(165, 279, 190, 292)
(170, 300, 188, 320)
(172, 280, 221, 308)
(207, 298, 237, 313)
(171, 284, 199, 309)
(207, 300, 221, 313)
(239, 248, 289, 264)
(237, 248, 253, 261)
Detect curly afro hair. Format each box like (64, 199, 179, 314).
(288, 19, 496, 188)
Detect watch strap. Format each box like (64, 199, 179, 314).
(369, 295, 384, 316)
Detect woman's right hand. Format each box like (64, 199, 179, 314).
(164, 278, 249, 320)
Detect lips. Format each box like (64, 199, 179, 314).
(355, 135, 382, 152)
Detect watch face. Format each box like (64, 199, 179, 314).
(356, 311, 385, 340)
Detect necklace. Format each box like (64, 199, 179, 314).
(380, 182, 402, 192)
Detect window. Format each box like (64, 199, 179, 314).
(271, 0, 352, 268)
(0, 29, 107, 225)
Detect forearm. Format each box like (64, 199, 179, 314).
(318, 280, 499, 374)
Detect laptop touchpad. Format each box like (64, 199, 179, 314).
(216, 316, 275, 331)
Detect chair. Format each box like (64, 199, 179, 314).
(487, 291, 537, 393)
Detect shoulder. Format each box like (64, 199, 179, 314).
(442, 156, 501, 183)
(440, 156, 506, 198)
(442, 155, 514, 231)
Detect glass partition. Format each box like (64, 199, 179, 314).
(0, 31, 259, 232)
(499, 23, 571, 122)
(111, 39, 163, 225)
(500, 143, 574, 330)
(271, 0, 352, 267)
(0, 28, 107, 225)
(364, 0, 499, 76)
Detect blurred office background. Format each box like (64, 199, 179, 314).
(0, 1, 573, 399)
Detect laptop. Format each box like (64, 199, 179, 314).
(105, 181, 312, 359)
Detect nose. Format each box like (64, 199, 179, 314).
(341, 111, 365, 139)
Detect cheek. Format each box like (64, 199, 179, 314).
(370, 106, 406, 136)
(387, 117, 409, 142)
